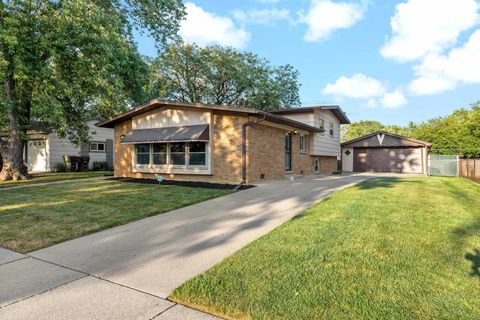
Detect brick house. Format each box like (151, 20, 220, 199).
(97, 100, 350, 184)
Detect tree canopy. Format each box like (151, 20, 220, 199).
(148, 43, 301, 110)
(0, 0, 185, 180)
(342, 103, 480, 157)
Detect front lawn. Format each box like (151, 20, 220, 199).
(0, 171, 113, 189)
(171, 177, 480, 319)
(0, 180, 231, 253)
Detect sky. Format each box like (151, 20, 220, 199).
(134, 0, 480, 126)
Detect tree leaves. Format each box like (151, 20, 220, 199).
(149, 43, 301, 110)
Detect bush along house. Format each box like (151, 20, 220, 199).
(96, 100, 350, 184)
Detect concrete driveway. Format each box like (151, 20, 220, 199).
(0, 174, 371, 319)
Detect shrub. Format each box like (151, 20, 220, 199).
(92, 161, 109, 171)
(54, 162, 67, 172)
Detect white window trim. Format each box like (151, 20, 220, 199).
(329, 122, 334, 137)
(299, 134, 306, 154)
(90, 141, 106, 152)
(133, 142, 212, 175)
(318, 118, 325, 135)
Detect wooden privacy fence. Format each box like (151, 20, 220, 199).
(459, 158, 480, 183)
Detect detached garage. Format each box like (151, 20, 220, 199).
(341, 131, 431, 174)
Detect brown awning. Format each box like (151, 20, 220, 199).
(121, 124, 209, 144)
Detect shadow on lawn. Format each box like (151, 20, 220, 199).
(354, 177, 409, 190)
(452, 221, 480, 278)
(465, 249, 480, 277)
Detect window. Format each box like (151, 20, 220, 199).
(188, 142, 206, 165)
(319, 118, 325, 130)
(136, 144, 150, 165)
(299, 134, 306, 153)
(170, 142, 186, 165)
(152, 143, 167, 165)
(329, 123, 334, 137)
(134, 142, 208, 169)
(90, 142, 105, 152)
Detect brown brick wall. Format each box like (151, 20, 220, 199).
(315, 156, 338, 174)
(247, 124, 285, 182)
(247, 125, 318, 182)
(113, 112, 338, 183)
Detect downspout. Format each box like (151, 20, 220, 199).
(240, 115, 266, 186)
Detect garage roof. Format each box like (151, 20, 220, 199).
(341, 131, 432, 148)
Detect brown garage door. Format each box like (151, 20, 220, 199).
(354, 147, 423, 173)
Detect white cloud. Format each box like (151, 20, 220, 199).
(321, 73, 386, 98)
(381, 0, 479, 62)
(409, 29, 480, 95)
(180, 2, 250, 48)
(301, 0, 366, 42)
(233, 8, 290, 25)
(381, 89, 407, 108)
(364, 98, 377, 108)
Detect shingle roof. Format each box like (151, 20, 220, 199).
(269, 106, 351, 124)
(121, 124, 210, 144)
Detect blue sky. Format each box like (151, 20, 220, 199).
(134, 0, 480, 126)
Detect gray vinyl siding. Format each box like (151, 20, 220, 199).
(87, 119, 112, 165)
(47, 120, 113, 169)
(312, 110, 341, 158)
(48, 134, 81, 168)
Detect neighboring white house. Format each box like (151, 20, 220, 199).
(22, 118, 114, 172)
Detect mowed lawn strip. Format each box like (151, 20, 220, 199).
(0, 171, 113, 189)
(0, 180, 231, 253)
(171, 177, 480, 320)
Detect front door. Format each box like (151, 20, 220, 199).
(285, 132, 292, 171)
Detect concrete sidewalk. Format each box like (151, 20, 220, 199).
(0, 174, 371, 319)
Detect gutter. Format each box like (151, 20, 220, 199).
(240, 115, 266, 185)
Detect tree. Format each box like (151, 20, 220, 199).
(149, 43, 301, 110)
(411, 106, 480, 157)
(0, 0, 185, 181)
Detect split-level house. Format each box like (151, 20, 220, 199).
(97, 100, 350, 184)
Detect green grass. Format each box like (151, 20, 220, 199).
(0, 180, 231, 253)
(171, 177, 480, 320)
(0, 171, 113, 188)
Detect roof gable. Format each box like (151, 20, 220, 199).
(341, 131, 432, 148)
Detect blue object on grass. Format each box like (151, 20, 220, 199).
(156, 175, 163, 184)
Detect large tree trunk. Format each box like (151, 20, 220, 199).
(0, 139, 28, 181)
(0, 75, 29, 182)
